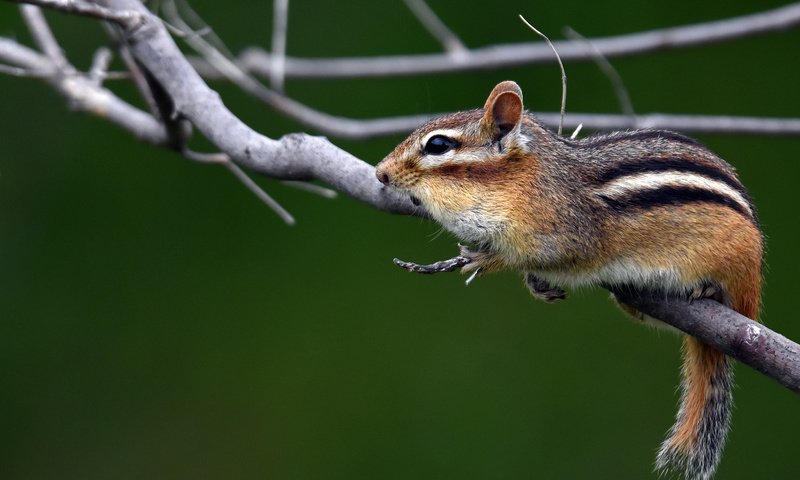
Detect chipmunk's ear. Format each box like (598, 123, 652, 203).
(482, 81, 523, 137)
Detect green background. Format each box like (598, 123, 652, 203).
(1, 1, 799, 479)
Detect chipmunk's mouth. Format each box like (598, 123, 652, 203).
(409, 194, 421, 206)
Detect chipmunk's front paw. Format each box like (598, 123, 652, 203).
(458, 244, 500, 273)
(524, 273, 567, 303)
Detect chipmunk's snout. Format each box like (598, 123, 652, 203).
(376, 154, 418, 190)
(376, 167, 391, 186)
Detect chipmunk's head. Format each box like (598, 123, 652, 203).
(375, 81, 537, 244)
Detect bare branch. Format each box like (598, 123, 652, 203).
(614, 290, 800, 393)
(269, 0, 289, 92)
(534, 112, 800, 137)
(206, 3, 800, 79)
(403, 0, 467, 56)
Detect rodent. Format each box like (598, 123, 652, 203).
(374, 81, 763, 480)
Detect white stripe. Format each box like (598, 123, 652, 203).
(420, 129, 462, 147)
(597, 171, 752, 215)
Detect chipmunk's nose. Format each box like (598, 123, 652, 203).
(376, 167, 391, 186)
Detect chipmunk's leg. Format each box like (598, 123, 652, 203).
(524, 273, 567, 303)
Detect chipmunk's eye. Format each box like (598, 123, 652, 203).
(423, 135, 458, 155)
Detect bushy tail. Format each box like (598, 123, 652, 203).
(656, 336, 732, 480)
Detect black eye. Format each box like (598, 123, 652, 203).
(423, 135, 458, 155)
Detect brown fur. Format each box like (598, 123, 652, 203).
(375, 81, 763, 480)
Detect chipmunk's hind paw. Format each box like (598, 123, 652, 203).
(524, 273, 567, 303)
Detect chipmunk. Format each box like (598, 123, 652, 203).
(375, 81, 763, 480)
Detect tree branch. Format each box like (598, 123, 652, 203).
(195, 3, 800, 79)
(614, 290, 800, 393)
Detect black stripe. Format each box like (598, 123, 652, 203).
(599, 186, 755, 223)
(598, 157, 748, 197)
(566, 130, 704, 149)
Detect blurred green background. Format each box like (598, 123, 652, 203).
(1, 1, 799, 479)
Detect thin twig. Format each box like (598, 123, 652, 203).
(281, 181, 338, 199)
(403, 0, 467, 57)
(181, 149, 229, 164)
(563, 26, 635, 118)
(270, 0, 289, 92)
(184, 149, 337, 200)
(88, 46, 113, 85)
(181, 147, 295, 223)
(223, 161, 295, 225)
(519, 15, 566, 136)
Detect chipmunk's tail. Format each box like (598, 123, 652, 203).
(656, 337, 732, 480)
